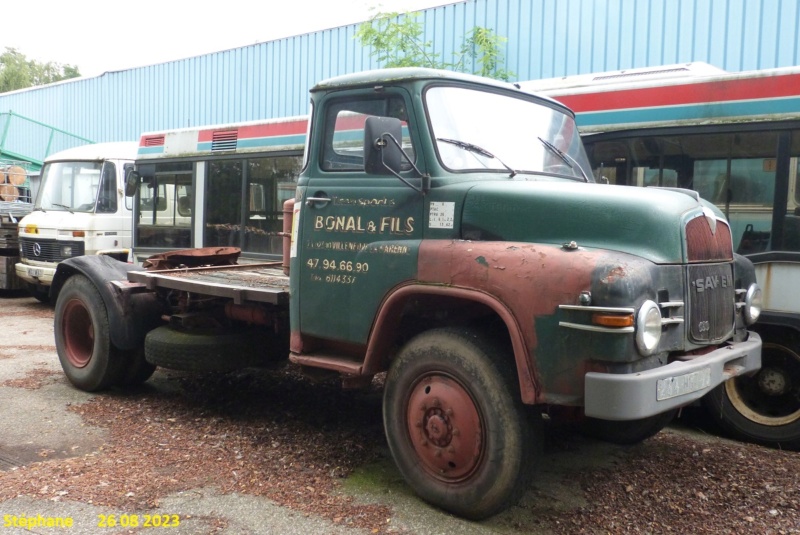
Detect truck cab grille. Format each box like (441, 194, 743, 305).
(685, 215, 733, 262)
(19, 238, 85, 262)
(686, 262, 735, 343)
(684, 215, 735, 343)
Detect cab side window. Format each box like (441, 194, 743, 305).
(96, 161, 118, 213)
(321, 96, 414, 172)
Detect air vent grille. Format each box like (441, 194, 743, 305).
(143, 135, 165, 147)
(211, 130, 239, 151)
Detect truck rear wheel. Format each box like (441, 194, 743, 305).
(54, 274, 126, 391)
(119, 347, 157, 386)
(144, 326, 266, 372)
(383, 328, 536, 519)
(702, 337, 800, 448)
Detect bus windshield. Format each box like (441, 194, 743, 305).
(425, 86, 592, 181)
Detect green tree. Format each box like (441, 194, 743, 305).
(0, 48, 81, 93)
(356, 11, 513, 81)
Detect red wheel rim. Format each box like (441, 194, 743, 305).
(406, 373, 484, 482)
(62, 299, 94, 368)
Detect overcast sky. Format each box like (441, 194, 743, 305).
(3, 0, 454, 78)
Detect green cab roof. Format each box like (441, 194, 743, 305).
(311, 67, 573, 115)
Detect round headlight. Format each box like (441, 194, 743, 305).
(744, 283, 762, 325)
(636, 300, 662, 356)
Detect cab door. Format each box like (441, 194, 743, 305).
(296, 91, 424, 346)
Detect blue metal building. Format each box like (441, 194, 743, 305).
(2, 0, 800, 164)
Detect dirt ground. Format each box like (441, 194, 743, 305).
(0, 293, 798, 534)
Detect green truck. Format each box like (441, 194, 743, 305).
(50, 68, 763, 518)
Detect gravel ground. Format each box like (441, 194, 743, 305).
(0, 294, 798, 534)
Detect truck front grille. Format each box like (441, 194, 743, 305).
(19, 238, 85, 262)
(686, 263, 735, 343)
(685, 215, 733, 262)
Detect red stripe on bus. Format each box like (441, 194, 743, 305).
(197, 119, 308, 142)
(554, 73, 800, 113)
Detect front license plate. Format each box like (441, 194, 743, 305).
(657, 367, 711, 401)
(28, 268, 43, 278)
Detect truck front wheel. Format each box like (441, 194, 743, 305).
(383, 328, 536, 519)
(581, 410, 677, 445)
(702, 337, 800, 448)
(54, 274, 126, 391)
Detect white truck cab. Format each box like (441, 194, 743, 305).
(16, 142, 137, 301)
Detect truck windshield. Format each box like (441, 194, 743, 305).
(36, 160, 113, 213)
(426, 86, 593, 181)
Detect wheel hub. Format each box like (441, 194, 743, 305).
(725, 342, 800, 426)
(63, 299, 93, 368)
(757, 367, 789, 396)
(406, 375, 483, 481)
(424, 410, 452, 446)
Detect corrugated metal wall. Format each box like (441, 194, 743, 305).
(3, 0, 800, 158)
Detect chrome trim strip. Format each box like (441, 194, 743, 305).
(559, 305, 635, 313)
(661, 317, 685, 325)
(659, 301, 684, 308)
(559, 321, 635, 333)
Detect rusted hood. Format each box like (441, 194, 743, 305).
(460, 181, 720, 264)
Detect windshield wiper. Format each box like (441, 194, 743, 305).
(537, 137, 589, 182)
(437, 137, 517, 178)
(51, 203, 74, 214)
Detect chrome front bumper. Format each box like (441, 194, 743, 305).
(584, 331, 762, 421)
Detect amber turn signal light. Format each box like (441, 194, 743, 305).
(591, 313, 634, 328)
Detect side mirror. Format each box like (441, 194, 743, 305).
(124, 168, 140, 197)
(364, 116, 403, 175)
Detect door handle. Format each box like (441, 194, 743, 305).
(306, 196, 331, 207)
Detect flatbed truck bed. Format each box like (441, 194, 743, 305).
(125, 262, 289, 305)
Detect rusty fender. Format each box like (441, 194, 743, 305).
(51, 255, 164, 351)
(389, 240, 611, 404)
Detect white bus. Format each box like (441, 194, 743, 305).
(526, 63, 800, 448)
(129, 116, 308, 265)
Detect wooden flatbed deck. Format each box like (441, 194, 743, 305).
(126, 262, 290, 305)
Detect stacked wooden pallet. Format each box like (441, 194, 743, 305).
(0, 213, 22, 249)
(0, 165, 27, 201)
(0, 175, 33, 290)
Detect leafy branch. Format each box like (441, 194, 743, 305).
(0, 48, 81, 93)
(356, 11, 514, 81)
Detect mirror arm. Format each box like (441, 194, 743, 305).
(380, 133, 430, 195)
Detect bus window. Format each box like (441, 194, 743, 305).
(136, 162, 193, 249)
(205, 160, 244, 248)
(784, 132, 800, 251)
(586, 140, 627, 184)
(586, 139, 681, 187)
(243, 156, 302, 255)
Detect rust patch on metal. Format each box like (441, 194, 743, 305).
(143, 247, 241, 270)
(602, 266, 627, 284)
(416, 240, 601, 403)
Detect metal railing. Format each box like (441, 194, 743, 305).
(0, 111, 93, 172)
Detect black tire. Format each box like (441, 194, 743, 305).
(383, 328, 536, 520)
(119, 347, 157, 386)
(54, 275, 126, 391)
(28, 283, 50, 304)
(702, 337, 800, 449)
(144, 326, 266, 372)
(581, 409, 677, 445)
